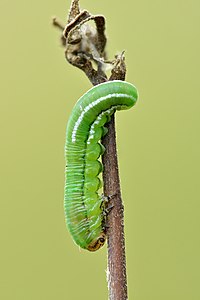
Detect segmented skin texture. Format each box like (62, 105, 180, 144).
(65, 80, 138, 251)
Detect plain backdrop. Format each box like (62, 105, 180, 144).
(0, 0, 200, 299)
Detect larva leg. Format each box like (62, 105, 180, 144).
(100, 194, 109, 210)
(104, 204, 114, 214)
(101, 203, 115, 234)
(100, 194, 114, 216)
(102, 193, 118, 215)
(107, 193, 118, 201)
(100, 193, 117, 213)
(102, 126, 108, 137)
(102, 224, 109, 233)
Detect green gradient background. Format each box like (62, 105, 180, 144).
(1, 0, 200, 299)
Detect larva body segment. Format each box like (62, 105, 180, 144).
(65, 80, 138, 251)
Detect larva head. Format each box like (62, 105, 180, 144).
(87, 232, 106, 251)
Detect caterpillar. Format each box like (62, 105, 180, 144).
(64, 80, 138, 251)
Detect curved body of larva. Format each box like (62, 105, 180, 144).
(64, 80, 138, 251)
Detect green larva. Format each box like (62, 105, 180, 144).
(65, 80, 138, 251)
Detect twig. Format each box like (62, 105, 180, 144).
(102, 52, 128, 300)
(102, 114, 128, 300)
(53, 1, 128, 299)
